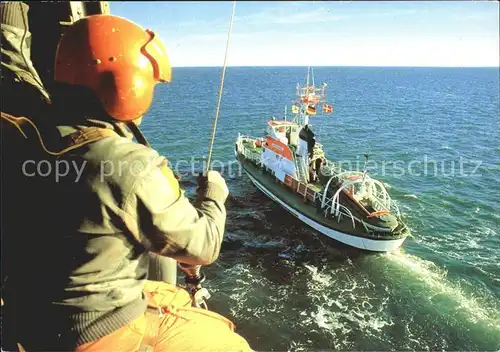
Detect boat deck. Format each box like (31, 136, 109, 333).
(243, 143, 263, 157)
(240, 139, 325, 192)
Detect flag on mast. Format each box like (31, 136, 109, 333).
(322, 103, 333, 114)
(306, 105, 316, 115)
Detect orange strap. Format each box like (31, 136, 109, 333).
(138, 292, 163, 352)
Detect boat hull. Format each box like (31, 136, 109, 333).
(237, 156, 407, 252)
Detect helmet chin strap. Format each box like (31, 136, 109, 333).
(126, 120, 151, 147)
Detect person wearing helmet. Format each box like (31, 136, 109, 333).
(2, 0, 177, 293)
(1, 13, 251, 352)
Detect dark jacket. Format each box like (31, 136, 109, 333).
(299, 126, 316, 155)
(1, 9, 228, 348)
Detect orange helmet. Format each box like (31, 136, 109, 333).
(54, 14, 171, 121)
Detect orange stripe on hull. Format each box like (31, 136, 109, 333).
(265, 137, 294, 161)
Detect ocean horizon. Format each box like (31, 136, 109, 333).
(142, 66, 500, 351)
(170, 65, 500, 68)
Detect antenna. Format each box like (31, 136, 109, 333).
(306, 66, 310, 91)
(362, 151, 370, 181)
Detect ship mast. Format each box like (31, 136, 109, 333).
(303, 66, 310, 126)
(293, 66, 332, 127)
(306, 66, 310, 91)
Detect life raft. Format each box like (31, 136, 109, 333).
(367, 209, 390, 218)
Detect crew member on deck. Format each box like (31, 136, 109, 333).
(309, 157, 324, 183)
(309, 161, 318, 183)
(299, 124, 316, 158)
(306, 125, 316, 158)
(1, 11, 251, 352)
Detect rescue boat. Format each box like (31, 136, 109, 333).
(234, 68, 409, 252)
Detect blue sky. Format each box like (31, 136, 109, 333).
(110, 1, 499, 67)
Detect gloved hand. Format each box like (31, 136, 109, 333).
(196, 170, 229, 204)
(178, 262, 203, 280)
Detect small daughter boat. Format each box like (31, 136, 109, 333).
(234, 68, 409, 252)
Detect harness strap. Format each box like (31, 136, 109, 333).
(63, 126, 118, 150)
(138, 291, 163, 352)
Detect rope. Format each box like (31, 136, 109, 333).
(205, 0, 236, 173)
(1, 113, 109, 156)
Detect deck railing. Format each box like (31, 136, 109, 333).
(319, 167, 403, 220)
(237, 134, 401, 233)
(238, 135, 360, 229)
